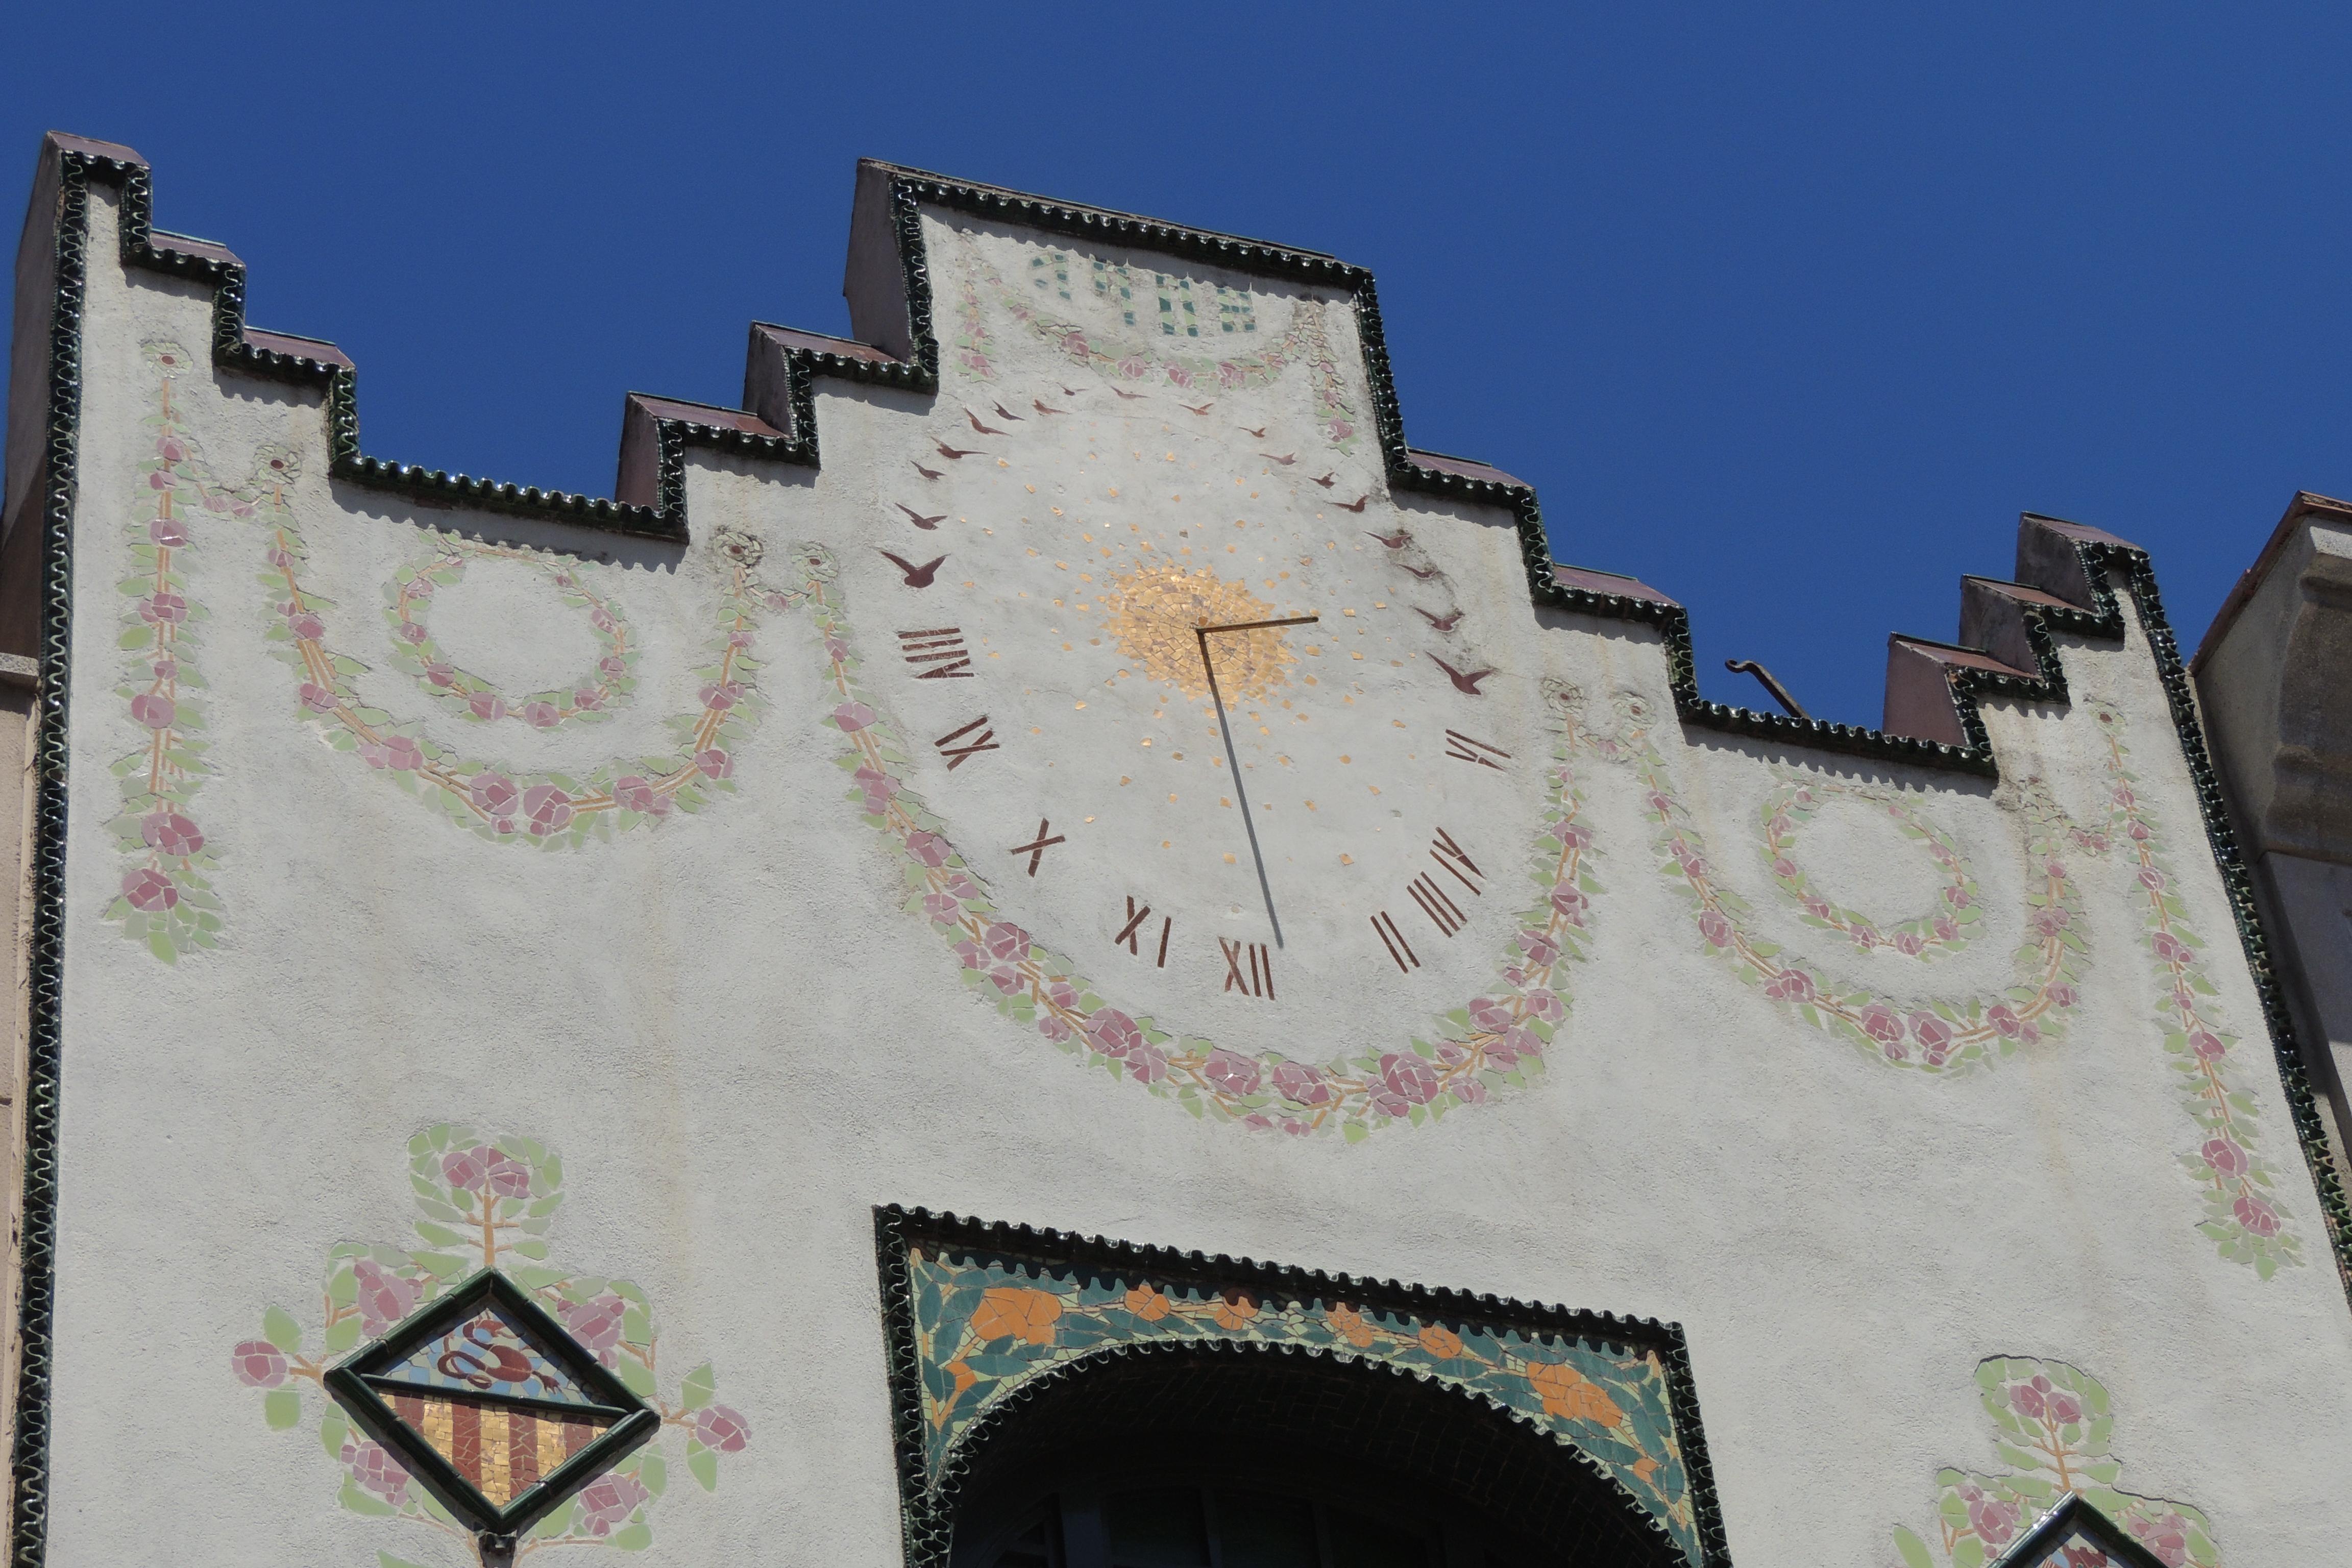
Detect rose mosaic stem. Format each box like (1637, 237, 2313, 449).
(2090, 706, 2298, 1275)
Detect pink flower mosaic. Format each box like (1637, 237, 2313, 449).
(1590, 691, 2088, 1074)
(382, 536, 639, 730)
(102, 342, 262, 962)
(227, 1123, 748, 1556)
(2089, 703, 2300, 1276)
(1893, 1357, 2219, 1568)
(1758, 776, 1981, 959)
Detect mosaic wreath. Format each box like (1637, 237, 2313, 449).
(383, 536, 638, 730)
(1759, 775, 1980, 959)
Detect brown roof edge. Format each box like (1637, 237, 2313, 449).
(749, 322, 898, 365)
(1885, 632, 2037, 679)
(859, 158, 1343, 264)
(623, 392, 787, 439)
(1403, 448, 1528, 489)
(241, 328, 352, 370)
(2190, 491, 2352, 674)
(44, 131, 143, 165)
(1552, 563, 1680, 607)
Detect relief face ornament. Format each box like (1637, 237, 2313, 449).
(324, 1270, 658, 1546)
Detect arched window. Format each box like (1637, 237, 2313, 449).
(947, 1346, 1680, 1568)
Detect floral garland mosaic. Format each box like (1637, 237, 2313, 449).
(946, 234, 1361, 448)
(262, 520, 827, 848)
(101, 341, 262, 961)
(1578, 688, 2296, 1270)
(1892, 1357, 2217, 1568)
(830, 657, 1600, 1138)
(383, 535, 638, 730)
(1759, 775, 1979, 959)
(901, 1234, 1698, 1562)
(2085, 704, 2299, 1275)
(113, 345, 836, 962)
(1576, 690, 2088, 1072)
(227, 1124, 750, 1563)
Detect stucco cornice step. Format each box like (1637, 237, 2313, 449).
(1883, 633, 2041, 748)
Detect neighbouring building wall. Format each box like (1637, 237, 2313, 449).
(2, 135, 2348, 1568)
(2194, 495, 2352, 1183)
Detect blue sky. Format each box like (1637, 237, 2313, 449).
(5, 4, 2348, 725)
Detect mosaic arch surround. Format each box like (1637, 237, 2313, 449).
(875, 1208, 1728, 1568)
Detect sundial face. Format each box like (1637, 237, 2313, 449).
(829, 226, 1567, 1113)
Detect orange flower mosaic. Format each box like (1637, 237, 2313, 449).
(904, 1242, 1698, 1561)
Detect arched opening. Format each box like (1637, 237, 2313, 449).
(944, 1343, 1683, 1568)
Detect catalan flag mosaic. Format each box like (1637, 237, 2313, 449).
(326, 1267, 657, 1537)
(379, 1387, 614, 1507)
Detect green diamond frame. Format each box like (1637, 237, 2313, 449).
(324, 1268, 660, 1543)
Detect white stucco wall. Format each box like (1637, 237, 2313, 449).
(27, 184, 2352, 1568)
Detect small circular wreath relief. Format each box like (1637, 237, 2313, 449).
(383, 536, 636, 729)
(1759, 776, 1980, 958)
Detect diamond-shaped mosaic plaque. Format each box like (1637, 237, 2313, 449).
(326, 1270, 656, 1541)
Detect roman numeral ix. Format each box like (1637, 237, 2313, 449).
(934, 715, 999, 770)
(898, 626, 973, 678)
(1221, 938, 1275, 1000)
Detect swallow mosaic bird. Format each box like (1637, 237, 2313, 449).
(1429, 654, 1495, 695)
(895, 504, 946, 530)
(880, 551, 949, 589)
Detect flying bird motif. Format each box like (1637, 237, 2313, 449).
(1310, 473, 1338, 488)
(966, 410, 1009, 436)
(1399, 561, 1444, 580)
(934, 440, 984, 460)
(1236, 424, 1267, 438)
(1367, 528, 1412, 550)
(912, 459, 944, 481)
(879, 550, 950, 589)
(1061, 385, 1083, 398)
(1336, 495, 1372, 513)
(1429, 654, 1495, 695)
(1259, 452, 1296, 466)
(895, 503, 946, 530)
(1415, 606, 1465, 632)
(1180, 401, 1214, 415)
(1111, 386, 1148, 400)
(991, 401, 1024, 422)
(1033, 399, 1069, 416)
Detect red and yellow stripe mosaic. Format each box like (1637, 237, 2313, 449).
(388, 1391, 609, 1506)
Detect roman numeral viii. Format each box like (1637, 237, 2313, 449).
(1407, 826, 1483, 938)
(898, 627, 973, 678)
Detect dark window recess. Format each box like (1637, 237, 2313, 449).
(942, 1348, 1674, 1568)
(979, 1487, 1452, 1568)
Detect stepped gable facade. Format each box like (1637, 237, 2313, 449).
(0, 131, 2346, 1567)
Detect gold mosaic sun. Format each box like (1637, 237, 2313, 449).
(1102, 563, 1298, 701)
